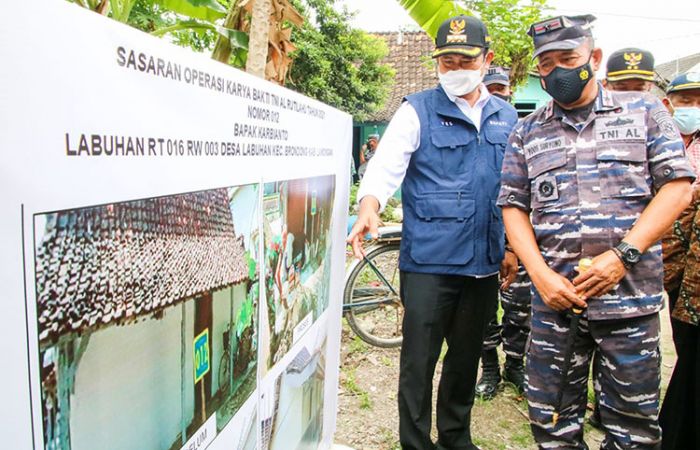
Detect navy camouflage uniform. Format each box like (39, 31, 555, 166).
(497, 86, 695, 448)
(482, 266, 531, 359)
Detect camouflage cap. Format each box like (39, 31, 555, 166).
(606, 48, 655, 82)
(484, 66, 510, 86)
(433, 15, 491, 58)
(528, 14, 596, 59)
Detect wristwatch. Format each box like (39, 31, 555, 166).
(613, 241, 641, 269)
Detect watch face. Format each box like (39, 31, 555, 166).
(624, 248, 641, 263)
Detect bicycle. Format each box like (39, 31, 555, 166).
(343, 223, 403, 348)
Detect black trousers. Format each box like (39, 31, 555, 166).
(398, 271, 499, 450)
(659, 289, 700, 450)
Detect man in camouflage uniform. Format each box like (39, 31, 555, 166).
(497, 14, 695, 449)
(586, 46, 657, 430)
(476, 264, 531, 398)
(476, 67, 532, 399)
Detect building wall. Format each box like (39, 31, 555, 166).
(513, 75, 549, 116)
(70, 301, 195, 450)
(270, 372, 304, 450)
(70, 284, 250, 450)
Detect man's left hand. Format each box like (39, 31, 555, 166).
(500, 250, 518, 290)
(572, 250, 627, 300)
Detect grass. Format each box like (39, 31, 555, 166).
(379, 427, 400, 450)
(348, 335, 369, 355)
(473, 437, 507, 450)
(343, 367, 373, 410)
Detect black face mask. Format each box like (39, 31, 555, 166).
(541, 59, 593, 105)
(493, 93, 512, 103)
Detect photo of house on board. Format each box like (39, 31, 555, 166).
(34, 185, 260, 450)
(261, 175, 336, 368)
(259, 326, 328, 450)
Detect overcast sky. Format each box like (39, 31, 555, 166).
(337, 0, 700, 67)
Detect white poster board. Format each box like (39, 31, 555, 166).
(0, 2, 351, 449)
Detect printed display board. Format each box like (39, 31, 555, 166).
(0, 2, 351, 449)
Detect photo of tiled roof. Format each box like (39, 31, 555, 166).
(35, 188, 250, 345)
(367, 31, 438, 122)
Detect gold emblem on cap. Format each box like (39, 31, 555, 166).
(580, 68, 590, 80)
(624, 52, 643, 70)
(450, 19, 465, 34)
(446, 19, 468, 43)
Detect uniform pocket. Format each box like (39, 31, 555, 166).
(596, 144, 651, 198)
(410, 196, 476, 265)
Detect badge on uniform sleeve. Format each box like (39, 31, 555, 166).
(534, 175, 559, 203)
(652, 109, 681, 140)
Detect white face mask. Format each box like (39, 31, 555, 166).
(438, 68, 484, 97)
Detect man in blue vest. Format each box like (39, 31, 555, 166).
(347, 15, 518, 450)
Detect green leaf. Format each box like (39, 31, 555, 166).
(111, 0, 138, 22)
(216, 26, 250, 50)
(398, 0, 468, 38)
(157, 0, 227, 23)
(150, 19, 215, 36)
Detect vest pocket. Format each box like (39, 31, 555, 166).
(410, 197, 476, 265)
(484, 127, 509, 171)
(431, 129, 476, 176)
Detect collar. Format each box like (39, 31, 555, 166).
(544, 82, 617, 122)
(444, 84, 491, 109)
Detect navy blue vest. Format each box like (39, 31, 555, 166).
(400, 86, 518, 276)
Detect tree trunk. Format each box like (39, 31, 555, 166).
(245, 0, 271, 78)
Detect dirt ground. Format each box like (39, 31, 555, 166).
(334, 311, 677, 450)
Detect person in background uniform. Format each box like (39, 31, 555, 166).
(357, 134, 379, 179)
(475, 66, 533, 399)
(498, 14, 694, 449)
(475, 264, 531, 398)
(483, 66, 513, 102)
(658, 72, 700, 450)
(360, 134, 379, 165)
(347, 15, 519, 450)
(603, 47, 656, 92)
(585, 46, 657, 430)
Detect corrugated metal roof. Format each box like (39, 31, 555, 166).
(655, 53, 700, 87)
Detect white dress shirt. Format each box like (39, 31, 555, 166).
(358, 84, 491, 210)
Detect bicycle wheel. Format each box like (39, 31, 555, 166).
(344, 242, 403, 348)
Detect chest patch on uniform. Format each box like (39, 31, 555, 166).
(523, 137, 565, 159)
(594, 113, 646, 142)
(534, 175, 559, 203)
